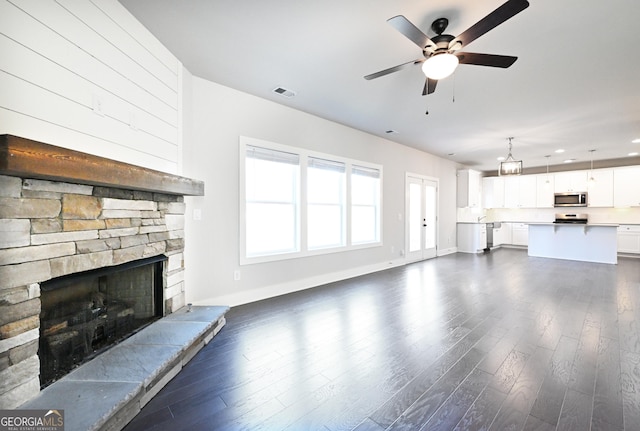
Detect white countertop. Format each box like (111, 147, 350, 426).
(527, 222, 619, 227)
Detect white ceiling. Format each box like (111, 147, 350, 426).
(120, 0, 640, 172)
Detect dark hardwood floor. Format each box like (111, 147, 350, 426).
(124, 249, 640, 431)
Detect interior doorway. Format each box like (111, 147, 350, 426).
(406, 174, 438, 262)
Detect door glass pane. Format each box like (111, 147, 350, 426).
(425, 183, 436, 249)
(409, 182, 422, 252)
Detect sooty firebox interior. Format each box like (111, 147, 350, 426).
(39, 255, 165, 388)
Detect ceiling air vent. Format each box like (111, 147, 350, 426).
(385, 130, 399, 135)
(273, 87, 296, 98)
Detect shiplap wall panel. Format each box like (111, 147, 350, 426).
(0, 35, 178, 144)
(55, 0, 179, 99)
(1, 73, 178, 162)
(91, 0, 179, 75)
(0, 0, 181, 173)
(9, 0, 178, 112)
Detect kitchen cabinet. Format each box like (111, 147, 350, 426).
(529, 223, 617, 264)
(554, 171, 588, 193)
(536, 174, 554, 208)
(511, 223, 529, 246)
(493, 222, 511, 246)
(457, 169, 482, 208)
(614, 166, 640, 207)
(587, 169, 614, 207)
(504, 176, 537, 208)
(457, 223, 487, 253)
(482, 177, 504, 208)
(617, 225, 640, 253)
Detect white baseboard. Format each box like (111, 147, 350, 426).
(193, 259, 406, 307)
(438, 247, 457, 256)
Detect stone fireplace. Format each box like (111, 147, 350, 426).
(0, 135, 205, 409)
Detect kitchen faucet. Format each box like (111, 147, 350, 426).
(477, 215, 487, 222)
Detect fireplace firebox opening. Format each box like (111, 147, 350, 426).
(39, 255, 166, 388)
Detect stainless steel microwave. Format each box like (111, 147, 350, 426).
(554, 192, 587, 207)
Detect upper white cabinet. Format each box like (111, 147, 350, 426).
(480, 165, 638, 209)
(554, 171, 588, 193)
(504, 175, 537, 208)
(587, 169, 614, 207)
(536, 174, 554, 208)
(482, 177, 505, 208)
(457, 169, 482, 208)
(614, 166, 640, 207)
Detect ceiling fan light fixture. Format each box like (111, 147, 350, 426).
(498, 137, 522, 176)
(422, 53, 459, 80)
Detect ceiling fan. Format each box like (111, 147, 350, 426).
(364, 0, 530, 96)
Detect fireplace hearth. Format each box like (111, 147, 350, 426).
(39, 256, 165, 388)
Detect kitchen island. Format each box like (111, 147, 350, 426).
(528, 223, 618, 264)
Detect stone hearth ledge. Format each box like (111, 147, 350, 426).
(19, 305, 229, 431)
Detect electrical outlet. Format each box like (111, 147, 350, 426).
(233, 270, 241, 281)
(391, 246, 395, 254)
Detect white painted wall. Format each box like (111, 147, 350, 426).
(0, 0, 181, 173)
(182, 77, 460, 306)
(2, 2, 463, 308)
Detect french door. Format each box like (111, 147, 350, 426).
(406, 174, 438, 262)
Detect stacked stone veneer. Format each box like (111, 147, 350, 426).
(0, 174, 187, 409)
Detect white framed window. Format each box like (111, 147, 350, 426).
(351, 165, 381, 244)
(307, 157, 346, 250)
(240, 136, 382, 264)
(244, 144, 300, 258)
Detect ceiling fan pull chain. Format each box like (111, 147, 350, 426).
(452, 72, 456, 103)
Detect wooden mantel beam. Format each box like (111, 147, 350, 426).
(0, 135, 204, 196)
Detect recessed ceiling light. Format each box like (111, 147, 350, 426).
(385, 130, 398, 134)
(448, 153, 455, 156)
(555, 149, 565, 153)
(633, 139, 640, 144)
(563, 159, 576, 163)
(629, 152, 639, 156)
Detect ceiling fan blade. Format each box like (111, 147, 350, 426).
(422, 78, 438, 95)
(364, 58, 424, 80)
(387, 15, 435, 50)
(450, 0, 529, 49)
(456, 52, 518, 68)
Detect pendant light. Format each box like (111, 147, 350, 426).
(544, 155, 551, 188)
(588, 149, 596, 186)
(498, 137, 522, 176)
